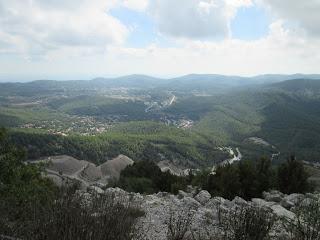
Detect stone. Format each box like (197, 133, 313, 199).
(194, 190, 211, 205)
(270, 205, 295, 220)
(95, 187, 308, 240)
(283, 193, 304, 205)
(88, 185, 104, 194)
(252, 198, 275, 208)
(178, 190, 190, 199)
(263, 191, 284, 203)
(280, 199, 295, 209)
(232, 196, 248, 207)
(182, 196, 201, 209)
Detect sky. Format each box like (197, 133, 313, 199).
(0, 0, 320, 81)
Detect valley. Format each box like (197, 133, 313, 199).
(1, 74, 320, 169)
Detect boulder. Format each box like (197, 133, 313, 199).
(280, 199, 295, 209)
(88, 185, 104, 194)
(194, 190, 211, 205)
(281, 193, 304, 209)
(263, 191, 284, 203)
(270, 205, 295, 220)
(178, 190, 190, 199)
(232, 196, 248, 207)
(284, 193, 304, 205)
(182, 197, 201, 209)
(252, 198, 276, 208)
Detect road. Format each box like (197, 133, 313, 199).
(168, 95, 176, 106)
(211, 147, 242, 173)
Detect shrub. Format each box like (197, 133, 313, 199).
(218, 205, 277, 240)
(0, 128, 144, 240)
(118, 160, 188, 194)
(278, 156, 311, 194)
(0, 188, 143, 240)
(206, 164, 241, 200)
(167, 204, 277, 240)
(283, 198, 320, 240)
(167, 209, 193, 240)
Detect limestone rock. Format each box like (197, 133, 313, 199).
(263, 191, 284, 203)
(194, 190, 211, 205)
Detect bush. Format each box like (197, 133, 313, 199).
(0, 128, 58, 237)
(166, 204, 277, 240)
(167, 209, 193, 240)
(278, 156, 311, 194)
(207, 163, 241, 200)
(118, 160, 189, 194)
(0, 128, 144, 240)
(1, 188, 143, 240)
(283, 198, 320, 240)
(201, 156, 311, 200)
(218, 205, 277, 240)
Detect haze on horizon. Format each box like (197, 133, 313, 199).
(0, 0, 319, 81)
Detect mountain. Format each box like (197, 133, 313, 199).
(2, 74, 320, 96)
(1, 75, 320, 165)
(166, 79, 320, 162)
(267, 79, 320, 97)
(92, 74, 166, 88)
(252, 74, 320, 83)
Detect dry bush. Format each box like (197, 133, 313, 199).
(283, 198, 320, 240)
(165, 202, 277, 240)
(218, 205, 277, 240)
(1, 188, 143, 240)
(167, 209, 194, 240)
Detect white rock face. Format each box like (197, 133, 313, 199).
(87, 187, 319, 240)
(270, 205, 296, 220)
(263, 190, 284, 203)
(194, 190, 211, 205)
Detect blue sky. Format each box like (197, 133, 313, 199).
(0, 0, 319, 81)
(231, 5, 269, 40)
(112, 4, 271, 46)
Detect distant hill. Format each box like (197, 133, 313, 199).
(2, 76, 320, 165)
(1, 74, 320, 96)
(166, 78, 320, 162)
(267, 79, 320, 97)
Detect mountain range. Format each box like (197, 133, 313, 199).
(0, 74, 320, 166)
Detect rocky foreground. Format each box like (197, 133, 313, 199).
(84, 186, 320, 240)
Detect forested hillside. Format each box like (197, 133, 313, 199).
(1, 75, 320, 165)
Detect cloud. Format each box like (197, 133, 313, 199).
(0, 0, 319, 79)
(101, 21, 320, 76)
(22, 20, 315, 78)
(122, 0, 149, 11)
(261, 0, 320, 37)
(148, 0, 252, 39)
(0, 0, 128, 57)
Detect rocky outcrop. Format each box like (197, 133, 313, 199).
(32, 155, 133, 188)
(85, 187, 319, 240)
(99, 154, 134, 180)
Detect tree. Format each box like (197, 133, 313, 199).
(238, 161, 259, 200)
(255, 157, 276, 197)
(278, 156, 311, 194)
(0, 128, 57, 236)
(207, 164, 241, 200)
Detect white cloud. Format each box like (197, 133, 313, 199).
(22, 20, 318, 78)
(148, 0, 251, 39)
(0, 0, 319, 79)
(0, 0, 128, 57)
(122, 0, 149, 11)
(100, 21, 320, 76)
(261, 0, 320, 37)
